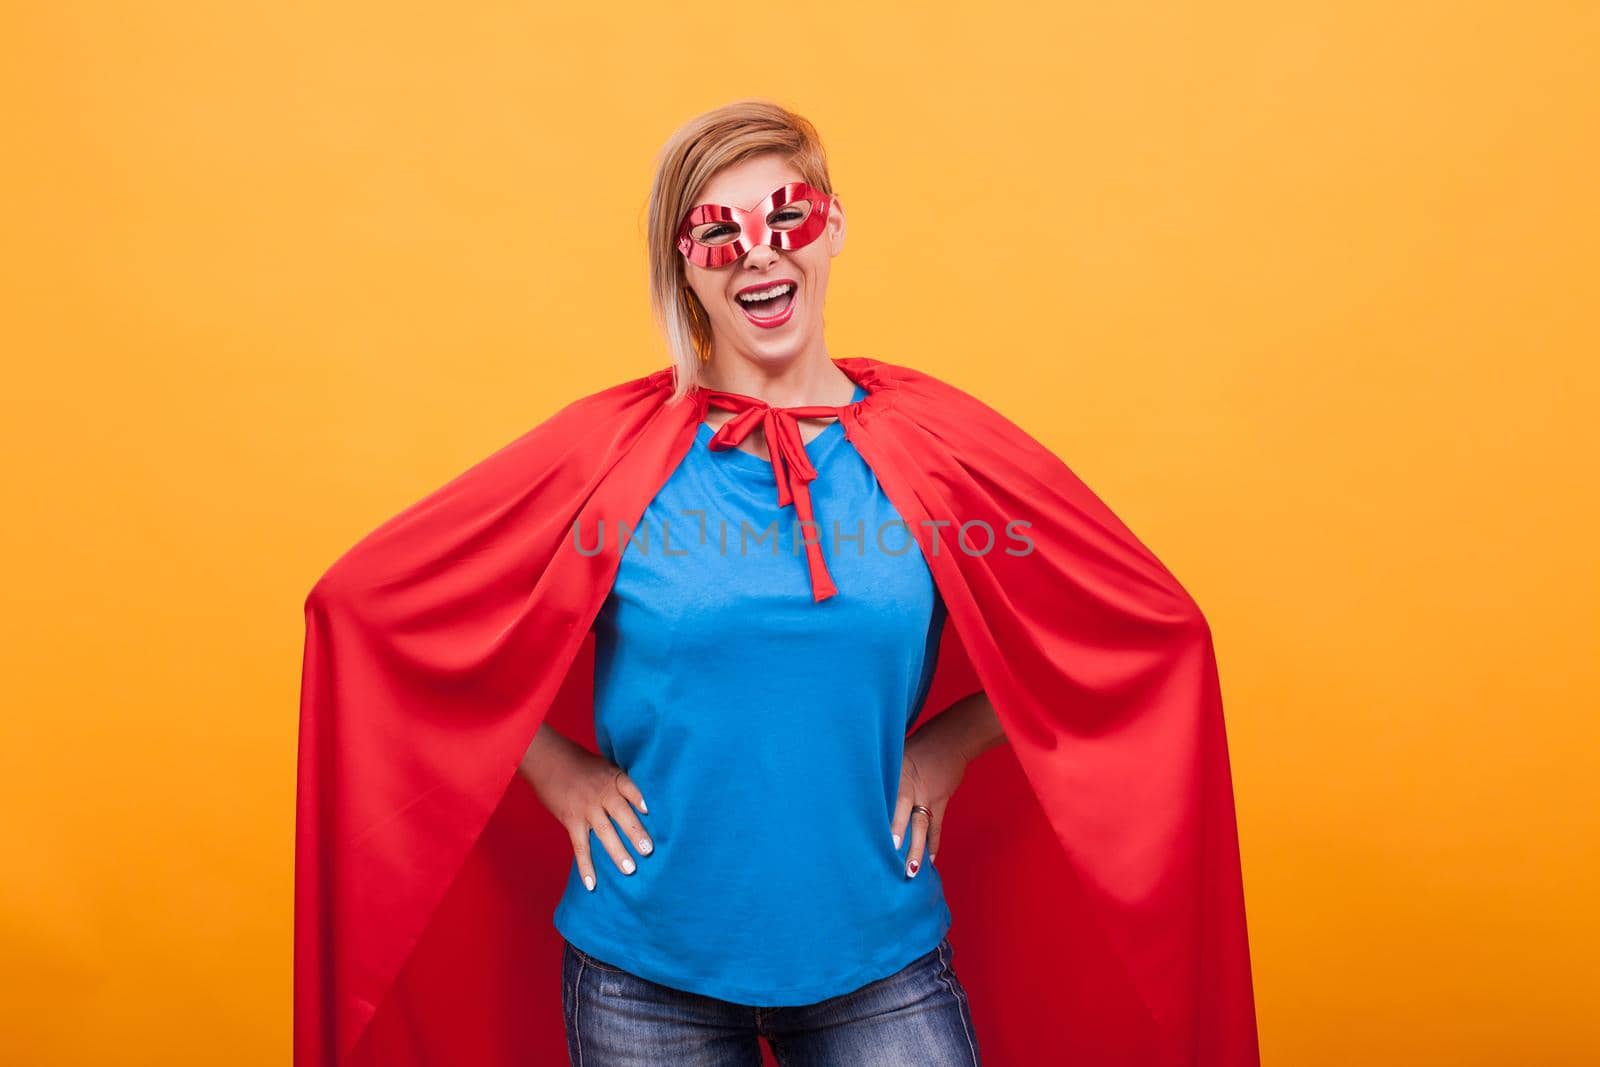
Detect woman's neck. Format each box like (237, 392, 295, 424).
(700, 354, 857, 410)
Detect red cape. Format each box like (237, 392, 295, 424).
(296, 356, 1260, 1066)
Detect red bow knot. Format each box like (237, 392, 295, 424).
(701, 390, 854, 603)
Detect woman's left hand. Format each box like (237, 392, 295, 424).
(891, 729, 971, 879)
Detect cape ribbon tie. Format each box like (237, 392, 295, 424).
(702, 389, 852, 603)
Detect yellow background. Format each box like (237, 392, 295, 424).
(3, 3, 1596, 1064)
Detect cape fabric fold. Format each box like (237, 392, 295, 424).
(296, 356, 1260, 1066)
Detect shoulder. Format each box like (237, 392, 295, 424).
(540, 365, 678, 429)
(408, 363, 679, 488)
(307, 366, 676, 607)
(844, 356, 1014, 425)
(851, 357, 1078, 487)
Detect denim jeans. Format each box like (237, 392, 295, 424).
(561, 935, 982, 1066)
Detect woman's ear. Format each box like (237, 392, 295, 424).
(828, 194, 846, 255)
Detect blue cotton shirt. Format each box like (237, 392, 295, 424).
(552, 381, 954, 1006)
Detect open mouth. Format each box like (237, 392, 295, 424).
(735, 281, 797, 328)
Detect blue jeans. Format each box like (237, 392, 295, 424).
(561, 936, 982, 1066)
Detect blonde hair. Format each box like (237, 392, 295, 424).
(645, 99, 835, 405)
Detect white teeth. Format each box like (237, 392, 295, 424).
(736, 282, 795, 304)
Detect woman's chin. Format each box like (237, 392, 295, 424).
(721, 317, 816, 359)
(726, 331, 819, 369)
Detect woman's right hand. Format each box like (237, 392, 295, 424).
(519, 723, 653, 891)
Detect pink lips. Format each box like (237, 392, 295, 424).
(735, 279, 798, 329)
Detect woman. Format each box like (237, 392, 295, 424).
(295, 99, 1259, 1067)
(521, 101, 998, 1064)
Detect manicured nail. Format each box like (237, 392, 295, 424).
(930, 853, 936, 864)
(907, 859, 920, 877)
(892, 833, 901, 849)
(622, 858, 636, 874)
(584, 874, 595, 891)
(638, 797, 648, 813)
(637, 838, 652, 854)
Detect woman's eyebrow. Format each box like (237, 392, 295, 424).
(696, 186, 789, 212)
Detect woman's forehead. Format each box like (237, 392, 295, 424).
(691, 174, 809, 211)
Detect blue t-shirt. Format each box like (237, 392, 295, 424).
(552, 381, 953, 1006)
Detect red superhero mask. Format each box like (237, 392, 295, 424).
(675, 181, 833, 268)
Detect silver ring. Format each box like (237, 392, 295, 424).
(910, 804, 933, 821)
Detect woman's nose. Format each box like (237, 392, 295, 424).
(744, 242, 781, 268)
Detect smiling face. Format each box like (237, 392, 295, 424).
(678, 152, 846, 373)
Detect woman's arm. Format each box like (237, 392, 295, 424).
(915, 690, 1006, 763)
(518, 723, 655, 889)
(893, 691, 1007, 873)
(518, 721, 583, 783)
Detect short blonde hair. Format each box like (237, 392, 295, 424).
(646, 99, 835, 405)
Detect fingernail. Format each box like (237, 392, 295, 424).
(584, 874, 595, 891)
(892, 833, 901, 849)
(637, 838, 652, 854)
(930, 853, 936, 864)
(623, 858, 636, 874)
(639, 797, 648, 813)
(907, 859, 920, 877)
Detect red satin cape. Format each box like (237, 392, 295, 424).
(295, 356, 1260, 1066)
